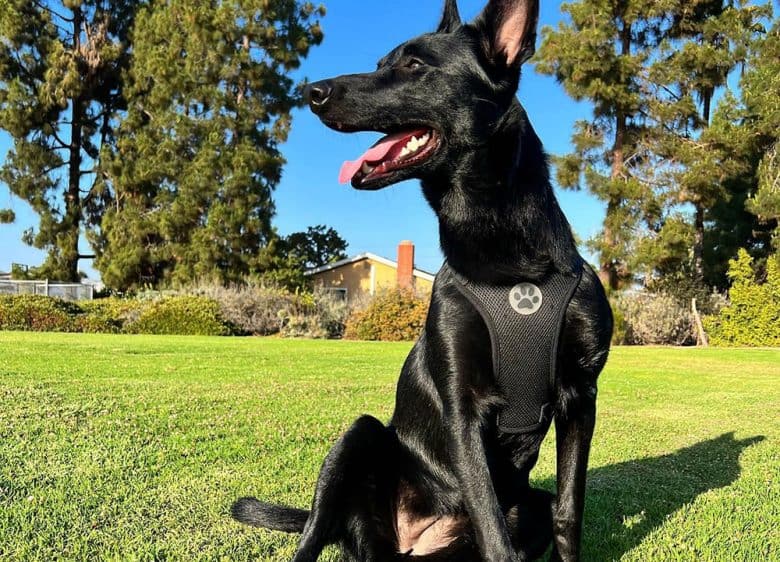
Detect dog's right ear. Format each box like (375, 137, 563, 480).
(437, 0, 462, 33)
(474, 0, 539, 69)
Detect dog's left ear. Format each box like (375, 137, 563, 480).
(474, 0, 539, 68)
(437, 0, 462, 33)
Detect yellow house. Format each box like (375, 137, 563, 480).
(306, 241, 435, 302)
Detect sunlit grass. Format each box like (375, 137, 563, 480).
(0, 333, 777, 560)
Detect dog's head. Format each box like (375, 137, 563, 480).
(305, 0, 539, 190)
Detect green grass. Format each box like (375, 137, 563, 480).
(0, 333, 778, 561)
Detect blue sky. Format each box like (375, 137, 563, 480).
(0, 0, 602, 278)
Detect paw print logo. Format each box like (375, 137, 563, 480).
(509, 283, 543, 315)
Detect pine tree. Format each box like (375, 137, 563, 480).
(0, 0, 137, 281)
(93, 0, 324, 290)
(536, 0, 663, 290)
(744, 18, 780, 261)
(639, 0, 770, 285)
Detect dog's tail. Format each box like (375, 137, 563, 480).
(231, 497, 309, 533)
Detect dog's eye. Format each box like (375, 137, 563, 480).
(405, 58, 425, 70)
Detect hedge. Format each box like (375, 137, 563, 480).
(0, 295, 80, 332)
(0, 295, 230, 336)
(123, 296, 232, 336)
(704, 250, 780, 347)
(344, 290, 428, 342)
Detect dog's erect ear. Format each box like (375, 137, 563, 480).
(475, 0, 539, 68)
(437, 0, 462, 33)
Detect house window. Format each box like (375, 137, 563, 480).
(324, 288, 348, 301)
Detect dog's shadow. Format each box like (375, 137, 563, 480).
(539, 432, 764, 561)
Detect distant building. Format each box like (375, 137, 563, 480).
(0, 271, 10, 281)
(306, 241, 435, 302)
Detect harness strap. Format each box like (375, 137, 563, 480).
(443, 261, 583, 433)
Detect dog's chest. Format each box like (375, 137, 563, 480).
(443, 262, 583, 433)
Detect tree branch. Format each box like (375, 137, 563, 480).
(33, 0, 75, 23)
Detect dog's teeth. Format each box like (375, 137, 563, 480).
(400, 133, 431, 159)
(362, 162, 374, 174)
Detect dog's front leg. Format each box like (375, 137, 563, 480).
(549, 400, 596, 562)
(446, 411, 523, 562)
(428, 290, 522, 561)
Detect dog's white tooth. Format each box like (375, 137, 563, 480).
(400, 147, 410, 157)
(362, 162, 374, 174)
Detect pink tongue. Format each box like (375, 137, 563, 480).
(338, 131, 412, 184)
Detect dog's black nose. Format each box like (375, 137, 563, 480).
(306, 80, 334, 110)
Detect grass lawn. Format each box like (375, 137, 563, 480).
(0, 332, 778, 561)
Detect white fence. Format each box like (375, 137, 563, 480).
(0, 280, 94, 301)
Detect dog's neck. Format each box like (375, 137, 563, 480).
(422, 101, 579, 283)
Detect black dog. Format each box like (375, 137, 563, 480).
(233, 1, 612, 560)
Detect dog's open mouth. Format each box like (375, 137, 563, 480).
(339, 128, 440, 189)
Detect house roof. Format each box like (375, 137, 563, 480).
(305, 252, 436, 282)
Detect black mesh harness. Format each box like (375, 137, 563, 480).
(443, 261, 584, 434)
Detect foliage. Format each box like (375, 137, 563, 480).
(280, 225, 348, 271)
(123, 296, 232, 336)
(344, 290, 429, 342)
(0, 294, 79, 332)
(645, 267, 726, 316)
(280, 313, 329, 339)
(77, 298, 142, 333)
(0, 294, 143, 333)
(536, 0, 773, 290)
(637, 0, 771, 284)
(0, 284, 348, 338)
(705, 249, 780, 346)
(94, 0, 325, 290)
(311, 288, 350, 339)
(0, 0, 138, 281)
(743, 20, 780, 258)
(610, 300, 627, 346)
(615, 291, 694, 346)
(278, 288, 349, 339)
(535, 0, 661, 289)
(189, 282, 301, 336)
(10, 263, 34, 280)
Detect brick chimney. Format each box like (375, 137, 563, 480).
(397, 241, 415, 290)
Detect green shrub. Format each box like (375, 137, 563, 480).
(312, 288, 349, 339)
(615, 292, 694, 346)
(77, 298, 143, 333)
(124, 296, 232, 336)
(344, 290, 428, 342)
(280, 313, 328, 339)
(183, 283, 300, 335)
(185, 282, 349, 338)
(705, 250, 780, 347)
(610, 300, 627, 345)
(0, 295, 79, 332)
(72, 312, 122, 334)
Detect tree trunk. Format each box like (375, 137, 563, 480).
(600, 22, 632, 292)
(693, 203, 705, 283)
(692, 90, 713, 284)
(65, 7, 84, 282)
